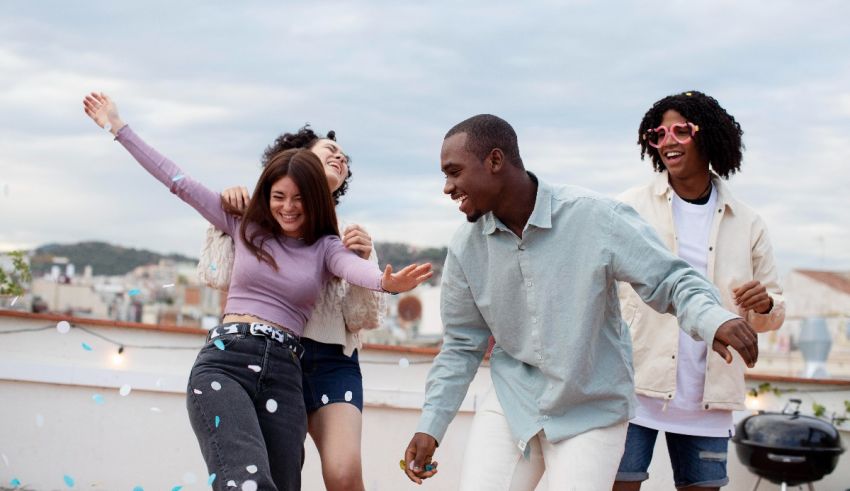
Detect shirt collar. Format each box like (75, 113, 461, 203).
(653, 170, 737, 214)
(483, 172, 552, 235)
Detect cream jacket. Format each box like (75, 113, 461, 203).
(617, 171, 785, 410)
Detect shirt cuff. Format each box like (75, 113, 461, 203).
(697, 306, 741, 347)
(415, 410, 450, 445)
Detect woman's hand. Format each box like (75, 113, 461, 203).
(82, 92, 125, 136)
(343, 224, 373, 259)
(222, 186, 251, 211)
(381, 263, 433, 293)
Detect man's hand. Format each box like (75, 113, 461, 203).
(733, 280, 772, 314)
(712, 318, 758, 368)
(403, 432, 439, 484)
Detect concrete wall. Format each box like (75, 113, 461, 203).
(1, 311, 849, 490)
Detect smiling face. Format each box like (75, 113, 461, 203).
(441, 132, 497, 222)
(269, 175, 305, 238)
(657, 109, 709, 180)
(310, 138, 349, 193)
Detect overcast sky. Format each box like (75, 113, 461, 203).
(1, 1, 848, 273)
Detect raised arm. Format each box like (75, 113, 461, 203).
(82, 92, 238, 235)
(324, 237, 432, 294)
(607, 202, 758, 367)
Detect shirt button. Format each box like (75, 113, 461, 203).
(542, 415, 549, 421)
(526, 281, 533, 287)
(531, 317, 537, 324)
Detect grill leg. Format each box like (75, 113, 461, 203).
(750, 476, 762, 491)
(780, 483, 787, 491)
(806, 483, 815, 491)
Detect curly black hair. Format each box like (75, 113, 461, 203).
(638, 91, 744, 179)
(261, 125, 352, 204)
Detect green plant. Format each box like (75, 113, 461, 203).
(0, 251, 32, 296)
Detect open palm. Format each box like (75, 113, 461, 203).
(82, 92, 121, 130)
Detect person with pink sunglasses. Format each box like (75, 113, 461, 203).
(614, 91, 785, 491)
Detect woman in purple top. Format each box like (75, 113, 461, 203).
(82, 91, 432, 491)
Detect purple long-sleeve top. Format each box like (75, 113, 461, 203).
(115, 125, 383, 336)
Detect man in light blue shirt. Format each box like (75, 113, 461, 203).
(401, 115, 759, 489)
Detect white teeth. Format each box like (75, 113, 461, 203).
(665, 152, 683, 158)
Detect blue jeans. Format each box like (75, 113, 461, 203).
(300, 338, 363, 413)
(186, 326, 307, 490)
(616, 423, 730, 489)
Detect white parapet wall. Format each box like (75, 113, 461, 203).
(1, 310, 848, 490)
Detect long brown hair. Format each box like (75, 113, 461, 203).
(235, 148, 340, 270)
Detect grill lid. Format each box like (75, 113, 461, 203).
(733, 399, 844, 452)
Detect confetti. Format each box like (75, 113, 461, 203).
(35, 413, 44, 427)
(211, 381, 222, 391)
(242, 480, 257, 491)
(56, 321, 71, 334)
(399, 459, 406, 470)
(150, 407, 162, 413)
(92, 394, 105, 405)
(209, 263, 217, 272)
(207, 473, 217, 485)
(63, 474, 75, 487)
(133, 487, 144, 491)
(171, 487, 183, 491)
(10, 296, 18, 306)
(226, 480, 237, 487)
(119, 384, 132, 397)
(266, 399, 278, 413)
(248, 364, 261, 372)
(10, 478, 21, 488)
(2, 453, 9, 466)
(163, 283, 175, 288)
(213, 339, 225, 350)
(155, 378, 163, 388)
(215, 415, 220, 428)
(321, 394, 329, 405)
(82, 342, 93, 351)
(128, 288, 141, 297)
(193, 389, 203, 395)
(398, 358, 410, 368)
(182, 472, 197, 484)
(172, 174, 185, 182)
(246, 465, 258, 474)
(344, 390, 353, 402)
(426, 464, 435, 471)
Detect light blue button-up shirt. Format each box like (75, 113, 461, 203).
(416, 176, 738, 451)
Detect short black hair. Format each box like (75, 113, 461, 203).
(261, 125, 352, 204)
(638, 91, 744, 179)
(445, 114, 523, 168)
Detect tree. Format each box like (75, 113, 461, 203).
(0, 251, 32, 296)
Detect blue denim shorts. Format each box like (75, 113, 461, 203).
(616, 423, 730, 489)
(301, 338, 363, 413)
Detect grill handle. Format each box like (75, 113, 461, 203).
(766, 452, 806, 463)
(781, 398, 802, 415)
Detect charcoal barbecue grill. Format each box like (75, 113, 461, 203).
(732, 399, 844, 490)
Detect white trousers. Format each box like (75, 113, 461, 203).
(459, 389, 628, 491)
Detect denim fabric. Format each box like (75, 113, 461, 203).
(186, 329, 307, 491)
(301, 338, 363, 413)
(616, 423, 730, 488)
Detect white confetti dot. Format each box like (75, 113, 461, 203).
(266, 399, 278, 413)
(193, 389, 203, 395)
(246, 464, 258, 474)
(10, 296, 18, 306)
(163, 283, 175, 288)
(56, 321, 71, 334)
(35, 413, 44, 427)
(321, 394, 329, 405)
(155, 378, 163, 388)
(248, 365, 261, 372)
(182, 471, 197, 484)
(119, 384, 132, 397)
(344, 391, 353, 402)
(226, 480, 237, 488)
(150, 407, 162, 413)
(242, 480, 257, 491)
(211, 381, 222, 391)
(398, 358, 410, 368)
(1, 452, 8, 467)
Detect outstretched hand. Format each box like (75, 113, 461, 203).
(712, 318, 759, 368)
(403, 432, 439, 484)
(82, 92, 124, 135)
(381, 263, 432, 293)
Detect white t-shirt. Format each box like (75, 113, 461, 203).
(632, 186, 733, 437)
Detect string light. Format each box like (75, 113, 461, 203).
(112, 346, 125, 366)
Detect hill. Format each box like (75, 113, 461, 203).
(30, 241, 198, 276)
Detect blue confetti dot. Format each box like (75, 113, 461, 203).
(10, 478, 21, 488)
(63, 474, 75, 487)
(128, 288, 141, 296)
(81, 342, 93, 351)
(207, 473, 216, 485)
(171, 486, 183, 491)
(92, 394, 105, 405)
(425, 464, 435, 471)
(133, 487, 144, 491)
(171, 174, 185, 182)
(209, 263, 217, 271)
(213, 339, 225, 350)
(215, 415, 220, 428)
